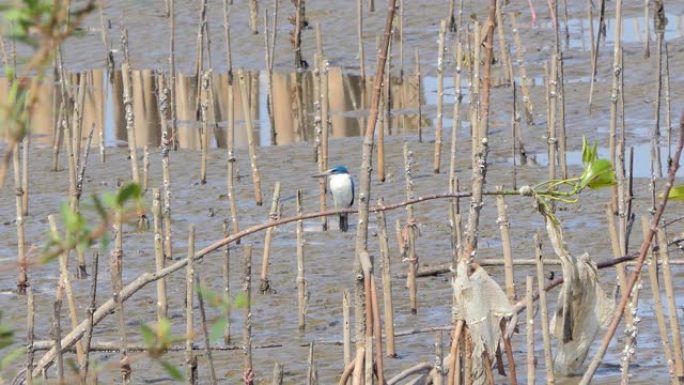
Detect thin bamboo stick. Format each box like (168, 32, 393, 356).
(403, 143, 418, 313)
(169, 0, 178, 150)
(121, 28, 140, 185)
(510, 13, 535, 125)
(222, 220, 232, 344)
(525, 276, 535, 385)
(260, 182, 281, 293)
(376, 199, 396, 357)
(272, 362, 284, 385)
(185, 225, 197, 385)
(496, 187, 515, 302)
(449, 40, 463, 185)
(111, 210, 131, 384)
(156, 73, 173, 261)
(152, 189, 167, 321)
(534, 232, 555, 384)
(26, 288, 34, 385)
(343, 290, 352, 367)
(52, 297, 64, 384)
(200, 71, 210, 184)
(415, 49, 422, 142)
(587, 0, 606, 111)
(81, 252, 99, 384)
(357, 0, 365, 78)
(48, 215, 85, 369)
(243, 244, 254, 384)
(249, 0, 259, 34)
(13, 144, 27, 293)
(433, 19, 447, 174)
(495, 1, 512, 86)
(223, 8, 240, 239)
(296, 190, 306, 329)
(238, 69, 263, 206)
(658, 228, 684, 378)
(196, 274, 218, 385)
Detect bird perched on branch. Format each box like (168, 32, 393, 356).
(314, 166, 354, 232)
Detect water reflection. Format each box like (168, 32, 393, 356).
(1, 68, 430, 150)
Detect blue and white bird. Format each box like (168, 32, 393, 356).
(315, 166, 355, 232)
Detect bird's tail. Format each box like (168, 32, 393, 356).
(339, 213, 348, 232)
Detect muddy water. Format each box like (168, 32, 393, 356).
(1, 0, 684, 384)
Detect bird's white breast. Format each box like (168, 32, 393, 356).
(329, 174, 354, 208)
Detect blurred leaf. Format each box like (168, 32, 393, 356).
(665, 184, 684, 201)
(160, 360, 183, 381)
(209, 318, 227, 342)
(0, 346, 24, 370)
(157, 318, 171, 341)
(0, 323, 14, 350)
(102, 192, 117, 209)
(116, 183, 142, 207)
(579, 159, 616, 190)
(140, 324, 155, 347)
(233, 292, 247, 309)
(66, 357, 79, 374)
(99, 234, 110, 252)
(92, 194, 107, 219)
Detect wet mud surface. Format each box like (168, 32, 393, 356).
(1, 0, 684, 384)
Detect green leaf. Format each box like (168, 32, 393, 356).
(0, 323, 14, 350)
(116, 183, 142, 207)
(160, 360, 184, 381)
(579, 159, 616, 189)
(140, 324, 156, 347)
(209, 318, 227, 342)
(581, 136, 599, 166)
(665, 184, 684, 201)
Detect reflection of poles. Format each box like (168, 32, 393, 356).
(169, 0, 178, 150)
(200, 71, 210, 184)
(238, 70, 264, 206)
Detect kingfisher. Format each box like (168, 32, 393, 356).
(314, 166, 355, 232)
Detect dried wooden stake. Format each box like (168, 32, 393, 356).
(534, 232, 555, 384)
(510, 13, 535, 125)
(260, 182, 281, 294)
(243, 244, 254, 384)
(185, 225, 197, 385)
(403, 143, 418, 313)
(525, 276, 535, 385)
(357, 0, 365, 78)
(111, 210, 131, 384)
(196, 274, 218, 385)
(121, 28, 140, 185)
(26, 288, 35, 385)
(200, 71, 211, 184)
(238, 69, 263, 206)
(13, 144, 27, 293)
(342, 290, 352, 368)
(658, 228, 684, 378)
(222, 220, 232, 344)
(249, 0, 259, 34)
(81, 252, 99, 384)
(156, 72, 174, 261)
(272, 362, 284, 385)
(433, 19, 447, 173)
(152, 189, 168, 321)
(307, 342, 318, 385)
(495, 187, 515, 302)
(414, 48, 422, 142)
(296, 190, 307, 329)
(376, 199, 396, 357)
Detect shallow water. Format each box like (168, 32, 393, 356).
(1, 0, 684, 384)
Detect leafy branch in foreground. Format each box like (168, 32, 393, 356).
(0, 0, 97, 187)
(41, 183, 143, 264)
